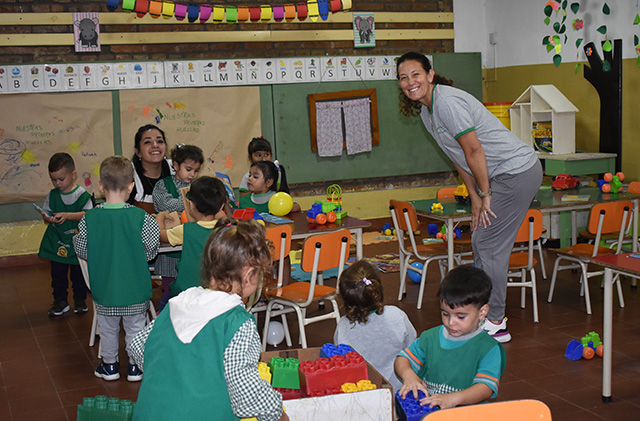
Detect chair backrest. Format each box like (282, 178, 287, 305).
(514, 209, 544, 243)
(389, 200, 419, 232)
(425, 399, 551, 420)
(300, 229, 351, 273)
(265, 225, 293, 288)
(78, 257, 90, 290)
(587, 201, 633, 235)
(627, 181, 640, 194)
(437, 187, 456, 200)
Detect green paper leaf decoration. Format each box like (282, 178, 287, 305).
(635, 35, 639, 46)
(603, 60, 611, 72)
(603, 40, 612, 52)
(553, 35, 561, 44)
(564, 34, 568, 44)
(562, 1, 568, 9)
(543, 36, 550, 45)
(634, 14, 640, 25)
(603, 4, 610, 15)
(562, 12, 567, 24)
(570, 2, 579, 14)
(544, 5, 552, 17)
(547, 44, 555, 53)
(553, 22, 560, 32)
(544, 16, 551, 25)
(559, 24, 566, 34)
(597, 25, 607, 34)
(576, 38, 583, 48)
(553, 54, 562, 67)
(575, 63, 581, 74)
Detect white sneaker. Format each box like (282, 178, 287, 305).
(481, 317, 512, 343)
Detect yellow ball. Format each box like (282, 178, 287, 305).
(268, 192, 293, 216)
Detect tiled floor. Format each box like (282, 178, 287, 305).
(1, 236, 640, 420)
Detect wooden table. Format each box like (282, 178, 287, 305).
(589, 253, 640, 402)
(412, 186, 640, 270)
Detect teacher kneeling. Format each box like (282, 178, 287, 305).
(397, 52, 542, 343)
(128, 124, 173, 213)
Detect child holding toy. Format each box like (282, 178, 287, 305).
(73, 156, 160, 382)
(132, 219, 288, 421)
(394, 265, 506, 409)
(239, 136, 289, 197)
(334, 260, 417, 393)
(154, 176, 227, 312)
(38, 152, 93, 316)
(239, 160, 300, 214)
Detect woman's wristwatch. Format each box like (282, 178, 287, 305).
(478, 188, 492, 198)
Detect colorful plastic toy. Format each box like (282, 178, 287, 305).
(341, 379, 376, 393)
(454, 183, 470, 204)
(565, 331, 604, 361)
(326, 184, 347, 219)
(320, 343, 355, 359)
(299, 352, 368, 397)
(268, 192, 294, 216)
(274, 387, 301, 400)
(258, 361, 272, 383)
(306, 201, 338, 225)
(395, 390, 439, 421)
(268, 356, 300, 390)
(598, 172, 625, 193)
(407, 262, 424, 283)
(431, 202, 444, 212)
(77, 395, 134, 421)
(551, 174, 579, 190)
(381, 222, 396, 236)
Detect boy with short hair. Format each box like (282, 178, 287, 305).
(394, 266, 506, 409)
(238, 136, 289, 197)
(73, 156, 160, 382)
(154, 176, 227, 312)
(38, 152, 93, 316)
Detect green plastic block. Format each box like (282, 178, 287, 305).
(77, 395, 135, 421)
(581, 331, 603, 348)
(268, 356, 300, 390)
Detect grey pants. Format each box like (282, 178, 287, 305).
(472, 160, 542, 320)
(97, 313, 146, 364)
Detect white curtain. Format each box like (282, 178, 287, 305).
(315, 101, 344, 157)
(343, 97, 372, 155)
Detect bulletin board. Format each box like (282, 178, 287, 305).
(119, 86, 261, 186)
(0, 91, 113, 204)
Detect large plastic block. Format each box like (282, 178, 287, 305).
(299, 352, 368, 397)
(341, 379, 377, 393)
(268, 356, 300, 390)
(77, 395, 134, 421)
(395, 390, 438, 421)
(581, 331, 603, 349)
(320, 343, 355, 359)
(274, 387, 302, 400)
(258, 361, 272, 384)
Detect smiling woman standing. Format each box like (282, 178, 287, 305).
(128, 125, 173, 213)
(396, 52, 542, 343)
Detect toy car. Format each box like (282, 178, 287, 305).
(551, 174, 579, 190)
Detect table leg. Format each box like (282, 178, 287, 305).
(633, 199, 638, 253)
(353, 228, 363, 260)
(602, 267, 613, 402)
(571, 210, 577, 245)
(447, 219, 454, 270)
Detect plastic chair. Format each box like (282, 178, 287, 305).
(507, 209, 543, 323)
(79, 257, 157, 357)
(425, 399, 551, 420)
(389, 200, 449, 309)
(548, 201, 631, 314)
(249, 225, 293, 347)
(262, 229, 350, 350)
(437, 187, 456, 200)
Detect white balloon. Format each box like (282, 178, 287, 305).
(266, 321, 285, 346)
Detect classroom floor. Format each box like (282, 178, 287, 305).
(1, 234, 640, 420)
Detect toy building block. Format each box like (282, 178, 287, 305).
(581, 331, 603, 349)
(258, 361, 272, 384)
(268, 356, 300, 390)
(381, 223, 396, 236)
(299, 352, 368, 397)
(395, 390, 439, 421)
(341, 379, 377, 393)
(274, 387, 302, 400)
(232, 207, 256, 220)
(77, 395, 134, 421)
(320, 343, 355, 359)
(430, 202, 444, 212)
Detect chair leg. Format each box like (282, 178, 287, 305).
(262, 302, 275, 352)
(293, 307, 307, 348)
(547, 258, 562, 302)
(613, 273, 625, 308)
(530, 268, 539, 323)
(417, 261, 428, 310)
(580, 263, 592, 315)
(281, 314, 292, 346)
(398, 257, 410, 301)
(520, 269, 526, 309)
(537, 240, 547, 279)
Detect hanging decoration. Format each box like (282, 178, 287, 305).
(634, 1, 640, 67)
(106, 0, 350, 23)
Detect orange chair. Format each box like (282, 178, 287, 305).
(425, 399, 551, 420)
(507, 209, 543, 323)
(390, 200, 448, 309)
(261, 229, 350, 349)
(548, 201, 631, 314)
(437, 187, 457, 200)
(249, 225, 293, 347)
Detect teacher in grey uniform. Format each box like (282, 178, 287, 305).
(397, 52, 542, 343)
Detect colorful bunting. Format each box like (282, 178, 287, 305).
(226, 6, 238, 24)
(249, 7, 261, 22)
(122, 0, 135, 13)
(174, 3, 187, 21)
(199, 4, 212, 23)
(148, 1, 163, 18)
(308, 0, 319, 22)
(162, 1, 174, 19)
(135, 0, 149, 18)
(284, 4, 296, 22)
(213, 6, 225, 23)
(318, 0, 329, 21)
(297, 2, 308, 21)
(261, 5, 273, 22)
(330, 0, 342, 13)
(187, 4, 199, 23)
(106, 0, 120, 12)
(273, 6, 285, 22)
(237, 6, 249, 22)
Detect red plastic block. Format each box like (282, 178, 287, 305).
(274, 387, 302, 400)
(299, 352, 368, 397)
(232, 207, 255, 220)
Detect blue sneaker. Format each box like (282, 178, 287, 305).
(94, 361, 120, 381)
(127, 363, 143, 382)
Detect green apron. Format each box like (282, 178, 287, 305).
(170, 222, 214, 295)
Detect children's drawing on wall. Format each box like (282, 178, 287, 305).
(353, 13, 375, 48)
(119, 86, 260, 187)
(73, 12, 101, 53)
(0, 92, 113, 204)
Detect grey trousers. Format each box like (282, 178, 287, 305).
(472, 160, 542, 321)
(97, 313, 146, 364)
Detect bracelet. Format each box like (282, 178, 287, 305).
(478, 188, 492, 198)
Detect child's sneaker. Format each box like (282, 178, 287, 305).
(127, 363, 143, 382)
(48, 300, 70, 316)
(94, 361, 120, 381)
(73, 299, 88, 314)
(481, 317, 512, 343)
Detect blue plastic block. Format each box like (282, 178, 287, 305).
(77, 395, 134, 421)
(320, 343, 355, 359)
(395, 390, 439, 421)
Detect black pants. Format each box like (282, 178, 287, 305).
(50, 261, 87, 303)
